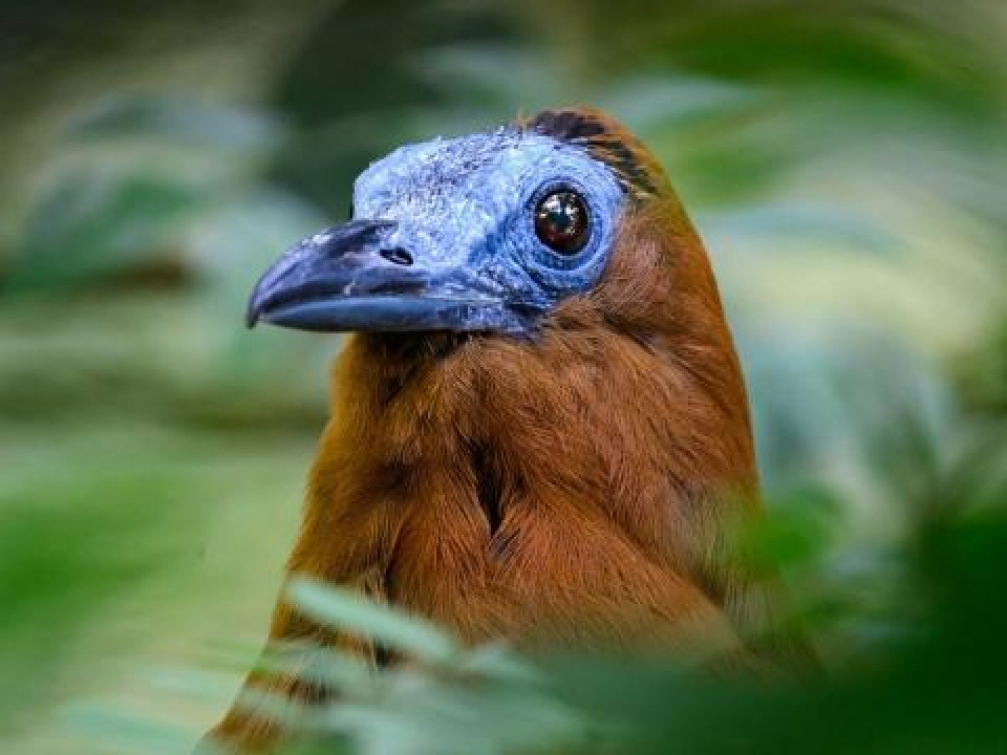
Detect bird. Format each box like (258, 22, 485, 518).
(205, 107, 808, 752)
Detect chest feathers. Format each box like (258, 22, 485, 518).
(295, 318, 754, 654)
(289, 205, 760, 655)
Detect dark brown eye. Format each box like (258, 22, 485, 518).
(534, 190, 590, 255)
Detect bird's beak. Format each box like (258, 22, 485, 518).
(246, 220, 518, 333)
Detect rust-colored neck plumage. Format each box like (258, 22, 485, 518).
(303, 181, 758, 649)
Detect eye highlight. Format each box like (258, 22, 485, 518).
(534, 190, 590, 255)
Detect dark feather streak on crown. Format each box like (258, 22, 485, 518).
(523, 109, 659, 199)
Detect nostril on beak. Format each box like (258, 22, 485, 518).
(380, 247, 414, 266)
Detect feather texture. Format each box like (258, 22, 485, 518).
(206, 108, 806, 753)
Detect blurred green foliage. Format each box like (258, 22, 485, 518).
(0, 0, 1005, 752)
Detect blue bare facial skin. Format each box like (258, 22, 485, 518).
(245, 127, 626, 335)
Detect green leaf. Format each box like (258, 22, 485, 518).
(256, 642, 377, 695)
(67, 94, 284, 155)
(7, 167, 206, 291)
(285, 578, 460, 665)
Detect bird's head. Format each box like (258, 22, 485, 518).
(247, 108, 698, 339)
